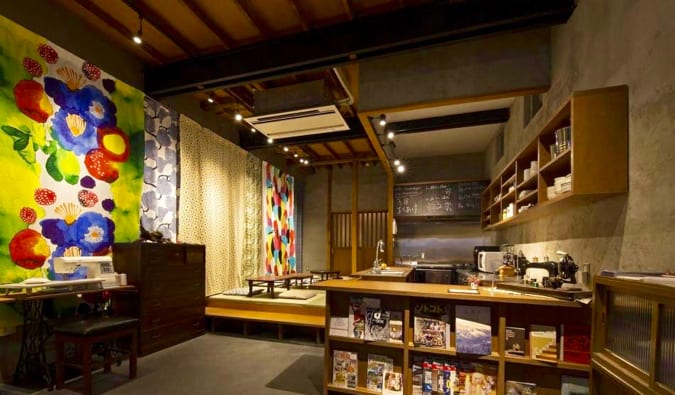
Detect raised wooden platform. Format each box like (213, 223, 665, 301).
(206, 290, 326, 343)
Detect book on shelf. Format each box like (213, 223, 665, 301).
(389, 311, 403, 343)
(431, 360, 443, 394)
(422, 360, 433, 394)
(329, 316, 349, 337)
(382, 371, 403, 395)
(561, 375, 589, 395)
(530, 325, 558, 362)
(365, 308, 390, 341)
(442, 362, 458, 395)
(561, 324, 590, 364)
(348, 296, 371, 339)
(506, 380, 537, 395)
(411, 358, 423, 395)
(413, 302, 451, 348)
(455, 305, 492, 355)
(332, 350, 357, 389)
(505, 326, 526, 357)
(464, 363, 497, 395)
(366, 354, 393, 391)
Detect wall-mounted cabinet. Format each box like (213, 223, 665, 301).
(481, 85, 628, 230)
(316, 280, 591, 394)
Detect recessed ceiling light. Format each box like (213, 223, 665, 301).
(396, 164, 405, 173)
(393, 159, 401, 166)
(283, 147, 289, 152)
(379, 114, 386, 126)
(234, 113, 243, 122)
(207, 96, 214, 104)
(387, 131, 395, 140)
(250, 127, 256, 132)
(293, 153, 298, 158)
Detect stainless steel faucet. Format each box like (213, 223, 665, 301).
(373, 239, 385, 272)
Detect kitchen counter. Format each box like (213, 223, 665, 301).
(352, 266, 414, 282)
(457, 269, 519, 285)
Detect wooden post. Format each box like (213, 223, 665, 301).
(351, 161, 358, 275)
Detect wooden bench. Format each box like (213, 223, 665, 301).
(206, 298, 325, 343)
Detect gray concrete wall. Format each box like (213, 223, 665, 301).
(488, 0, 675, 274)
(302, 168, 330, 271)
(0, 0, 144, 89)
(395, 153, 486, 184)
(358, 28, 550, 111)
(331, 165, 388, 212)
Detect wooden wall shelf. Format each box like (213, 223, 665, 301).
(481, 85, 628, 230)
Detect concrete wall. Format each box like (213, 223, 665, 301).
(488, 0, 675, 274)
(359, 28, 550, 111)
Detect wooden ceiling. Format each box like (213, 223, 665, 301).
(53, 0, 576, 169)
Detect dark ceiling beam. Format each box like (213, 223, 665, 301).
(240, 128, 365, 151)
(311, 156, 379, 167)
(300, 144, 320, 160)
(73, 0, 166, 63)
(323, 143, 341, 160)
(287, 0, 311, 30)
(232, 0, 273, 38)
(225, 87, 255, 111)
(181, 0, 234, 48)
(388, 108, 511, 134)
(342, 140, 356, 156)
(122, 0, 200, 57)
(145, 0, 575, 97)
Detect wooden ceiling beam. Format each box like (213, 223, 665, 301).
(225, 86, 255, 111)
(181, 0, 234, 49)
(287, 0, 311, 31)
(342, 140, 357, 156)
(73, 0, 166, 63)
(121, 0, 200, 57)
(146, 0, 575, 97)
(311, 157, 379, 167)
(388, 108, 511, 134)
(299, 145, 320, 160)
(232, 0, 273, 39)
(323, 143, 341, 160)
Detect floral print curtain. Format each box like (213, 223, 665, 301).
(142, 97, 179, 242)
(263, 162, 296, 275)
(0, 15, 143, 283)
(178, 115, 247, 295)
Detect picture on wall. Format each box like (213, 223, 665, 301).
(0, 15, 144, 283)
(262, 161, 295, 275)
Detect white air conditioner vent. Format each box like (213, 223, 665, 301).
(244, 105, 349, 140)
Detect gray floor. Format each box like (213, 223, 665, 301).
(1, 333, 324, 395)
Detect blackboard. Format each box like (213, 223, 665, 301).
(394, 180, 488, 218)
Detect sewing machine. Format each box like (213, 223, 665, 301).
(53, 256, 117, 288)
(518, 251, 579, 289)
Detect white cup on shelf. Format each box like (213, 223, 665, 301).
(523, 169, 531, 180)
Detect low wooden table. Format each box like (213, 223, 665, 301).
(246, 273, 314, 298)
(310, 270, 341, 281)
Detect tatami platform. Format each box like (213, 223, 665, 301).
(206, 287, 326, 343)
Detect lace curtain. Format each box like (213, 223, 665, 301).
(178, 115, 247, 295)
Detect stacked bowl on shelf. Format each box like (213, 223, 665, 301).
(547, 174, 572, 200)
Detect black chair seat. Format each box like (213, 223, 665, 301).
(53, 316, 139, 336)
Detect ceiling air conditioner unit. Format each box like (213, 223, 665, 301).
(244, 104, 349, 140)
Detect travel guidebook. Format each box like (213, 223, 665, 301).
(389, 311, 404, 343)
(348, 296, 367, 339)
(455, 305, 492, 355)
(366, 354, 394, 391)
(413, 302, 451, 348)
(332, 350, 358, 388)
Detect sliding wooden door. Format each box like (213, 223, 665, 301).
(330, 211, 387, 275)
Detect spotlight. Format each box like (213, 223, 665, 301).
(132, 14, 143, 44)
(250, 127, 256, 132)
(387, 131, 395, 140)
(396, 164, 405, 173)
(207, 94, 215, 104)
(234, 113, 243, 122)
(304, 159, 310, 165)
(283, 146, 289, 152)
(293, 153, 298, 158)
(267, 137, 274, 144)
(378, 114, 386, 126)
(393, 159, 401, 166)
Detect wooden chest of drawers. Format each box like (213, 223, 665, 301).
(112, 242, 206, 356)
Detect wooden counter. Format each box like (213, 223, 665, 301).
(314, 278, 583, 308)
(351, 266, 414, 282)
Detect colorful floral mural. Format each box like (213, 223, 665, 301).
(142, 97, 179, 242)
(0, 16, 144, 283)
(263, 161, 295, 275)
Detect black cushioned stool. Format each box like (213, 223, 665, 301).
(53, 316, 139, 395)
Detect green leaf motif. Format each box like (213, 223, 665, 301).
(1, 125, 28, 138)
(46, 153, 64, 182)
(2, 125, 36, 165)
(13, 136, 29, 151)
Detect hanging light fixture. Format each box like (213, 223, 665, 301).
(267, 137, 274, 144)
(207, 93, 215, 104)
(234, 101, 243, 122)
(393, 159, 401, 166)
(132, 13, 143, 45)
(387, 131, 395, 140)
(396, 164, 406, 173)
(379, 114, 387, 126)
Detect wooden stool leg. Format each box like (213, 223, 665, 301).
(129, 330, 138, 379)
(55, 335, 65, 389)
(82, 340, 93, 395)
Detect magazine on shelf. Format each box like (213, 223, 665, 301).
(505, 326, 526, 357)
(348, 296, 366, 339)
(431, 360, 443, 394)
(442, 362, 458, 395)
(530, 325, 558, 362)
(506, 380, 537, 395)
(464, 363, 497, 395)
(561, 375, 589, 395)
(332, 350, 358, 388)
(413, 302, 451, 348)
(366, 354, 394, 391)
(411, 358, 423, 395)
(455, 305, 492, 355)
(365, 308, 390, 341)
(382, 371, 403, 395)
(389, 311, 403, 343)
(561, 324, 590, 364)
(329, 316, 349, 337)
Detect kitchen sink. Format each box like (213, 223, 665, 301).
(366, 270, 406, 276)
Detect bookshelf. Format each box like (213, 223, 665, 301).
(481, 85, 628, 230)
(315, 280, 591, 394)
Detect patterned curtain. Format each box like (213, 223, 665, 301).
(241, 154, 262, 282)
(142, 97, 178, 241)
(178, 115, 247, 295)
(263, 161, 296, 275)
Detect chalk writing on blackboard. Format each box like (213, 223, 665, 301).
(394, 180, 488, 217)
